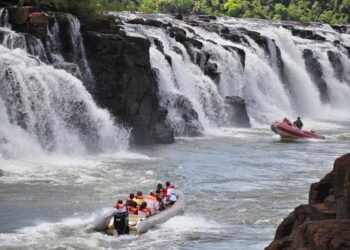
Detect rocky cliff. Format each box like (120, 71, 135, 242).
(80, 16, 174, 144)
(266, 153, 350, 250)
(0, 1, 174, 145)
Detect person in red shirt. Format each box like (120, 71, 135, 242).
(157, 183, 167, 198)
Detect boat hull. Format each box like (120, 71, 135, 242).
(93, 192, 186, 235)
(271, 122, 325, 140)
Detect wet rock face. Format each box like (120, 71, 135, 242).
(266, 153, 350, 250)
(174, 95, 203, 136)
(0, 0, 19, 7)
(291, 29, 326, 41)
(7, 6, 48, 38)
(155, 106, 174, 144)
(303, 49, 329, 102)
(328, 50, 345, 82)
(53, 63, 82, 80)
(81, 18, 174, 144)
(224, 96, 251, 128)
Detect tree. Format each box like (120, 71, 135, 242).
(274, 3, 288, 19)
(140, 0, 157, 12)
(224, 0, 248, 17)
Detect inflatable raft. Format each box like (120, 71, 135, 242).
(93, 192, 186, 235)
(271, 121, 325, 140)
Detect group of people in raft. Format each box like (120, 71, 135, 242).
(112, 181, 177, 219)
(282, 117, 303, 129)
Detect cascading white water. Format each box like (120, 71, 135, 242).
(0, 8, 10, 28)
(129, 25, 227, 134)
(0, 45, 129, 159)
(63, 13, 94, 90)
(46, 16, 65, 63)
(119, 14, 350, 131)
(315, 49, 350, 110)
(26, 35, 49, 63)
(1, 28, 26, 50)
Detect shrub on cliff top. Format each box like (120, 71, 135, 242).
(35, 0, 102, 16)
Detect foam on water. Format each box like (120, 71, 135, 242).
(0, 212, 226, 250)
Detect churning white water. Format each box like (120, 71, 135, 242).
(0, 45, 129, 159)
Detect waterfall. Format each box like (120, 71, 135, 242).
(62, 13, 94, 90)
(46, 16, 65, 64)
(0, 45, 129, 159)
(0, 8, 10, 28)
(1, 29, 27, 50)
(134, 26, 226, 135)
(119, 14, 350, 132)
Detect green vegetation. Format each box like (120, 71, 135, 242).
(35, 0, 350, 24)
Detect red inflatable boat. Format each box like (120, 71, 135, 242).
(271, 120, 325, 140)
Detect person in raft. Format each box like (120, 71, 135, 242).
(112, 200, 129, 235)
(144, 192, 159, 215)
(165, 181, 177, 205)
(133, 191, 144, 207)
(282, 117, 292, 126)
(293, 117, 303, 129)
(137, 202, 151, 218)
(155, 189, 166, 211)
(125, 193, 138, 214)
(157, 183, 167, 199)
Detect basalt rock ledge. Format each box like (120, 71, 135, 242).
(266, 153, 350, 250)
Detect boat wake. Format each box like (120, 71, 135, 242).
(0, 213, 226, 249)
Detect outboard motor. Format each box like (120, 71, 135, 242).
(113, 210, 129, 235)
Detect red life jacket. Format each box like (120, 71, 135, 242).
(113, 203, 125, 209)
(128, 206, 138, 214)
(161, 188, 167, 198)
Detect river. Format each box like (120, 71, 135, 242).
(1, 120, 349, 249)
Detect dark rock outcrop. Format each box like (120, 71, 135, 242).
(193, 51, 220, 83)
(0, 169, 3, 177)
(291, 29, 326, 41)
(303, 49, 329, 102)
(328, 50, 345, 82)
(266, 153, 350, 250)
(53, 62, 82, 80)
(223, 45, 246, 69)
(81, 17, 174, 144)
(155, 106, 174, 144)
(0, 0, 18, 7)
(224, 96, 251, 128)
(332, 25, 348, 34)
(174, 95, 203, 136)
(7, 6, 48, 38)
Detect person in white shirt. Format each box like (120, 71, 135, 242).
(165, 181, 177, 205)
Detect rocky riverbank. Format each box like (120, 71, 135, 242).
(266, 153, 350, 250)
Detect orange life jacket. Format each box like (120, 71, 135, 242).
(145, 195, 157, 200)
